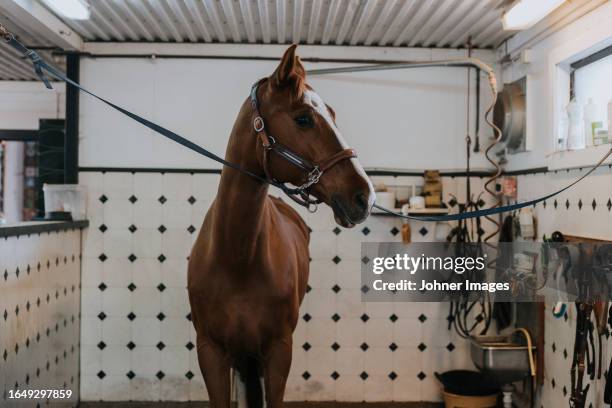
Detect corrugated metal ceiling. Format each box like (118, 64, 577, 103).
(61, 0, 511, 47)
(1, 0, 514, 81)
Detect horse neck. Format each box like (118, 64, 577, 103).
(213, 99, 269, 257)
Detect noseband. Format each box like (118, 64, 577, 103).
(250, 79, 357, 211)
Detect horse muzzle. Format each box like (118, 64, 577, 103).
(330, 190, 375, 228)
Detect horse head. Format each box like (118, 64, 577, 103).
(256, 45, 375, 228)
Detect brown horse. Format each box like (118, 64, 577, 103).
(188, 45, 374, 408)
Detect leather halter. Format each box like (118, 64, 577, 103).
(250, 79, 357, 211)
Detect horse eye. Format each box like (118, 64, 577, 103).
(294, 115, 314, 128)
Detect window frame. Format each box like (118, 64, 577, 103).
(569, 44, 612, 100)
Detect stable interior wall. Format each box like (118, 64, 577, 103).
(77, 51, 500, 402)
(501, 1, 612, 172)
(0, 81, 65, 129)
(501, 3, 612, 406)
(79, 170, 493, 402)
(0, 227, 82, 406)
(78, 55, 496, 171)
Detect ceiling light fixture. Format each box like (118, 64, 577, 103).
(41, 0, 90, 20)
(503, 0, 566, 31)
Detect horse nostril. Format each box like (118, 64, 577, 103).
(354, 193, 370, 213)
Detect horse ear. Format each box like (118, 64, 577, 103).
(272, 44, 306, 89)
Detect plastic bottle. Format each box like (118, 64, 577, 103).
(557, 110, 568, 151)
(583, 98, 598, 147)
(566, 98, 585, 150)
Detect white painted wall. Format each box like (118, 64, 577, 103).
(0, 81, 65, 129)
(78, 55, 496, 171)
(501, 1, 612, 171)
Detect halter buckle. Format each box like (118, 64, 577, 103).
(298, 166, 322, 190)
(253, 116, 265, 132)
(308, 166, 322, 184)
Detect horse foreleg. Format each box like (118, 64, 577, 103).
(263, 338, 292, 408)
(197, 337, 232, 408)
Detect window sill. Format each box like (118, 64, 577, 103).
(548, 143, 611, 170)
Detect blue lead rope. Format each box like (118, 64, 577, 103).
(5, 30, 611, 222)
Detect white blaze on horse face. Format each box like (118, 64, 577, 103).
(303, 89, 375, 207)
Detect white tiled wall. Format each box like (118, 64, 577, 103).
(517, 167, 612, 407)
(79, 170, 497, 402)
(0, 228, 82, 407)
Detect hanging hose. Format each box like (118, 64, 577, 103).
(514, 327, 536, 408)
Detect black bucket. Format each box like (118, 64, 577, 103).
(435, 370, 500, 397)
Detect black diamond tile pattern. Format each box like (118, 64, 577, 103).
(72, 171, 595, 403)
(1, 229, 81, 404)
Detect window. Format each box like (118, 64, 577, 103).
(569, 45, 612, 146)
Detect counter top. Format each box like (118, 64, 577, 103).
(0, 220, 89, 238)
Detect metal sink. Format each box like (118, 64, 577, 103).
(470, 335, 536, 385)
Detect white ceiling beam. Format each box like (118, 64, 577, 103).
(220, 0, 243, 43)
(147, 0, 183, 42)
(98, 0, 139, 41)
(335, 0, 359, 45)
(378, 0, 419, 46)
(167, 1, 199, 42)
(134, 0, 170, 42)
(392, 0, 436, 46)
(408, 0, 457, 47)
(239, 0, 257, 43)
(113, 0, 155, 41)
(306, 0, 323, 44)
(257, 0, 271, 43)
(349, 0, 377, 46)
(276, 0, 286, 44)
(501, 0, 607, 57)
(0, 0, 83, 50)
(321, 0, 342, 45)
(363, 0, 397, 46)
(292, 0, 305, 44)
(83, 42, 498, 64)
(203, 0, 227, 42)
